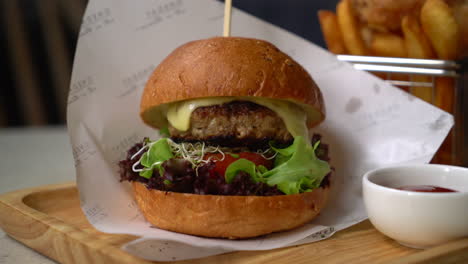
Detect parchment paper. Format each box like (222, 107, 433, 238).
(67, 0, 453, 261)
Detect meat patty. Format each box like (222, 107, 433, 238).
(168, 101, 292, 148)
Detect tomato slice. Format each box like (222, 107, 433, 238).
(204, 152, 273, 177)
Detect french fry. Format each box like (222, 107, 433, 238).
(420, 0, 459, 60)
(401, 14, 435, 103)
(360, 25, 374, 49)
(390, 73, 411, 93)
(369, 32, 408, 91)
(410, 75, 433, 103)
(401, 15, 435, 59)
(337, 0, 367, 55)
(318, 10, 347, 54)
(370, 33, 407, 58)
(451, 1, 468, 58)
(435, 77, 455, 113)
(420, 0, 459, 163)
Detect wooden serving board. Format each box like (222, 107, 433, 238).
(0, 183, 467, 264)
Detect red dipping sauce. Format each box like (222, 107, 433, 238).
(397, 185, 458, 193)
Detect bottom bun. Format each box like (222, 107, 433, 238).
(132, 182, 330, 239)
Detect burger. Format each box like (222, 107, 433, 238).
(119, 37, 332, 239)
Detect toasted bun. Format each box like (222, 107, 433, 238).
(132, 181, 329, 239)
(140, 37, 325, 129)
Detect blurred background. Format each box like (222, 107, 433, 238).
(0, 0, 338, 127)
(0, 0, 87, 126)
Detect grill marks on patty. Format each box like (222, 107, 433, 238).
(168, 101, 293, 148)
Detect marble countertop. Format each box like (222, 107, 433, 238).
(0, 126, 75, 264)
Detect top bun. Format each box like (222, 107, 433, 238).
(140, 37, 325, 129)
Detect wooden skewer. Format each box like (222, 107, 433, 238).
(223, 0, 232, 37)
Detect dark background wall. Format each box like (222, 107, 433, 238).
(229, 0, 337, 48)
(0, 0, 337, 127)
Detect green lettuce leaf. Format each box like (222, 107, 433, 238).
(257, 165, 268, 174)
(263, 136, 330, 194)
(223, 136, 330, 194)
(139, 169, 153, 179)
(225, 158, 259, 183)
(271, 141, 297, 167)
(139, 138, 174, 178)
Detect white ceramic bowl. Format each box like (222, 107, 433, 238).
(363, 164, 468, 249)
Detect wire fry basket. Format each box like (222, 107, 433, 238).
(337, 55, 467, 166)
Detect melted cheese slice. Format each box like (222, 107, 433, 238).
(166, 97, 310, 140)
